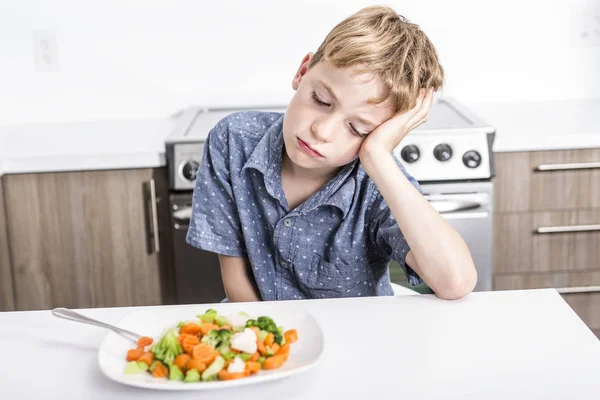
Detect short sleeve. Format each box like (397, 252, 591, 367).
(367, 158, 423, 286)
(186, 122, 246, 257)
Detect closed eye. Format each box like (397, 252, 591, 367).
(349, 123, 368, 137)
(312, 91, 369, 137)
(311, 91, 330, 107)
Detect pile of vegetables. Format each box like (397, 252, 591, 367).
(123, 309, 298, 382)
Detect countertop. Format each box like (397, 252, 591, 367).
(0, 118, 175, 176)
(0, 98, 598, 176)
(1, 289, 599, 399)
(467, 97, 600, 153)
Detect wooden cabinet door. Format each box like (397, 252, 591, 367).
(0, 182, 15, 311)
(2, 168, 175, 311)
(494, 209, 600, 275)
(494, 149, 600, 213)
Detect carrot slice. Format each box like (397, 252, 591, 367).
(137, 352, 154, 366)
(182, 335, 200, 355)
(199, 322, 219, 335)
(186, 359, 207, 373)
(278, 343, 290, 354)
(270, 343, 280, 354)
(250, 352, 260, 361)
(180, 322, 201, 335)
(173, 353, 192, 370)
(284, 329, 298, 344)
(245, 361, 261, 375)
(264, 332, 274, 347)
(126, 349, 144, 361)
(192, 343, 218, 364)
(152, 361, 168, 378)
(177, 333, 190, 344)
(136, 336, 153, 349)
(218, 369, 246, 381)
(257, 338, 267, 356)
(263, 354, 286, 370)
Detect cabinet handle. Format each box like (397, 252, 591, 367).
(534, 162, 600, 172)
(148, 178, 160, 254)
(556, 286, 600, 294)
(534, 224, 600, 234)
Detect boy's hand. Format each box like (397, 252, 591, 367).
(359, 87, 435, 158)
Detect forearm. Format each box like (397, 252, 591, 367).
(218, 255, 262, 302)
(360, 146, 477, 299)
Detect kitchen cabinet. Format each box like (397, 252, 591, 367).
(494, 149, 600, 212)
(1, 168, 175, 311)
(0, 183, 15, 311)
(493, 149, 600, 337)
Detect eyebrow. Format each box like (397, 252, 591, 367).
(318, 80, 377, 128)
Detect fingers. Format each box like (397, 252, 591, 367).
(386, 88, 436, 134)
(405, 88, 435, 131)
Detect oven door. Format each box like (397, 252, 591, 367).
(390, 181, 493, 292)
(169, 193, 226, 304)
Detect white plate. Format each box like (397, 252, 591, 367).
(98, 303, 324, 390)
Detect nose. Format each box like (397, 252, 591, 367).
(311, 116, 337, 143)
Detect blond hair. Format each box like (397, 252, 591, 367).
(309, 5, 445, 113)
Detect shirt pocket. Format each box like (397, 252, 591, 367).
(296, 253, 376, 299)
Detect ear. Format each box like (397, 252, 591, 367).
(292, 52, 314, 91)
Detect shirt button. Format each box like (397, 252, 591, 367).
(281, 261, 288, 268)
(283, 219, 292, 227)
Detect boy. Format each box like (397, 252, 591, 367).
(186, 5, 477, 302)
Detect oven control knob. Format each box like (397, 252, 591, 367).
(400, 145, 420, 163)
(462, 150, 482, 168)
(180, 160, 200, 182)
(433, 143, 453, 162)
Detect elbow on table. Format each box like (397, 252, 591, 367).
(435, 269, 478, 300)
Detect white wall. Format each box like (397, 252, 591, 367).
(0, 0, 598, 125)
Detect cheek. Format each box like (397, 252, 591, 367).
(330, 137, 363, 164)
(284, 93, 313, 130)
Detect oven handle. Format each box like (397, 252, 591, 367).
(425, 198, 483, 214)
(173, 206, 193, 223)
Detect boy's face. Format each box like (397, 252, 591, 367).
(283, 53, 395, 172)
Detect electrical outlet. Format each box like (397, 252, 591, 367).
(580, 9, 600, 47)
(33, 29, 60, 72)
(570, 5, 600, 48)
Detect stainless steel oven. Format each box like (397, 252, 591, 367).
(423, 181, 493, 291)
(168, 192, 225, 304)
(388, 181, 494, 293)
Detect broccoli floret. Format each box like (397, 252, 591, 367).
(151, 329, 183, 365)
(214, 316, 229, 327)
(184, 368, 201, 383)
(197, 308, 218, 323)
(246, 316, 284, 345)
(124, 361, 143, 374)
(169, 364, 185, 381)
(200, 328, 233, 349)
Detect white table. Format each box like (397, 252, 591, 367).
(1, 289, 599, 399)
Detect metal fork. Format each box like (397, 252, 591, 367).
(51, 307, 142, 342)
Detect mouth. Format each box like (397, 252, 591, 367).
(297, 137, 324, 158)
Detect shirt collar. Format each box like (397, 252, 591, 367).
(301, 160, 358, 219)
(241, 114, 285, 179)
